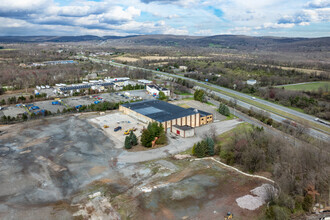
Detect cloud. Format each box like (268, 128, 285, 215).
(306, 0, 330, 8)
(0, 0, 329, 37)
(278, 8, 330, 24)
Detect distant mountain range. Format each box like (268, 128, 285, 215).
(0, 35, 329, 52)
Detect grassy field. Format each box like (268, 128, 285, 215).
(0, 48, 17, 51)
(277, 81, 330, 91)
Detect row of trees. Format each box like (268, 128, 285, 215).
(192, 137, 215, 158)
(1, 93, 47, 105)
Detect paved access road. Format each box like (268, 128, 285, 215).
(84, 56, 330, 142)
(117, 119, 242, 163)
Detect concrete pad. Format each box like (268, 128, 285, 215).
(89, 112, 148, 148)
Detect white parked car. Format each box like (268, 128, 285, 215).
(251, 97, 256, 100)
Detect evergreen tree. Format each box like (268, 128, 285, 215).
(194, 142, 205, 158)
(141, 129, 152, 147)
(129, 131, 138, 146)
(124, 136, 132, 149)
(206, 137, 215, 156)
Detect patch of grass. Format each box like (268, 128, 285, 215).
(179, 147, 193, 155)
(206, 101, 216, 106)
(182, 97, 194, 101)
(217, 123, 251, 145)
(276, 81, 330, 92)
(174, 91, 192, 96)
(0, 48, 17, 51)
(225, 114, 236, 120)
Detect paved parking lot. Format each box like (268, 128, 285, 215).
(1, 106, 26, 117)
(31, 100, 66, 113)
(0, 90, 155, 120)
(89, 112, 148, 148)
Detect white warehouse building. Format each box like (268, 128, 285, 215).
(146, 84, 170, 96)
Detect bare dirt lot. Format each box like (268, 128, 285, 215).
(0, 113, 267, 220)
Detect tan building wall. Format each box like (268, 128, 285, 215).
(200, 114, 213, 125)
(120, 105, 207, 133)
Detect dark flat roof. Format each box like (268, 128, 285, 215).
(121, 100, 198, 122)
(187, 108, 212, 117)
(173, 125, 193, 131)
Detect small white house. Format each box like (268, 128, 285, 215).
(247, 79, 257, 86)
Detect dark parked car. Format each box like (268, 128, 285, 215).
(114, 126, 122, 132)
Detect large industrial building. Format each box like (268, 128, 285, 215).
(119, 100, 213, 135)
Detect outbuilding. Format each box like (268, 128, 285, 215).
(172, 125, 195, 137)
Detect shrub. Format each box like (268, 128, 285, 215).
(302, 194, 313, 212)
(194, 89, 206, 102)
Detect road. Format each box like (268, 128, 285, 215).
(117, 120, 242, 163)
(84, 56, 330, 142)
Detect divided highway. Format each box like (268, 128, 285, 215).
(85, 56, 330, 142)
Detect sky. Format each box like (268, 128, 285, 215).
(0, 0, 329, 37)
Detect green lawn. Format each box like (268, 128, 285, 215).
(277, 81, 330, 91)
(0, 48, 17, 51)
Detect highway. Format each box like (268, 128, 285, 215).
(85, 56, 330, 142)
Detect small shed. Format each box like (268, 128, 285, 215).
(172, 125, 195, 138)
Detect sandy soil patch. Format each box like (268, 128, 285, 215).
(88, 166, 107, 176)
(19, 136, 50, 149)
